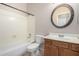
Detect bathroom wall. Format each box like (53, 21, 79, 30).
(27, 3, 51, 35)
(27, 3, 79, 35)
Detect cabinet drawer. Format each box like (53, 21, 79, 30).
(44, 39, 52, 46)
(52, 40, 69, 48)
(71, 44, 79, 52)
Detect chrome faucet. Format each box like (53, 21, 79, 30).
(58, 34, 64, 37)
(27, 33, 31, 38)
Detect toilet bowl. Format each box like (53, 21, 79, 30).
(26, 35, 43, 56)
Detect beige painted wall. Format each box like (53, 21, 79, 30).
(0, 3, 33, 55)
(27, 3, 79, 35)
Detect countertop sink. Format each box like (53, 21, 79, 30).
(44, 33, 79, 44)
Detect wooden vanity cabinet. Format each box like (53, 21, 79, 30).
(44, 39, 79, 56)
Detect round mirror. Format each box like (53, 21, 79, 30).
(51, 4, 74, 28)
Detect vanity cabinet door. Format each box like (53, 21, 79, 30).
(44, 39, 53, 56)
(51, 46, 59, 56)
(59, 48, 79, 56)
(44, 39, 58, 56)
(44, 45, 58, 56)
(44, 46, 52, 56)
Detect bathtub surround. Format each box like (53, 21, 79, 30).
(0, 4, 35, 56)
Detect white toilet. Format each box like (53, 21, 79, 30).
(26, 35, 43, 56)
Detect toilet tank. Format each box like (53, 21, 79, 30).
(35, 35, 44, 44)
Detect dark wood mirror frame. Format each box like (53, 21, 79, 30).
(51, 4, 74, 28)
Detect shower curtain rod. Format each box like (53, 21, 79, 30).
(0, 3, 34, 16)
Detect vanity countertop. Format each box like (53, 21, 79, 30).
(43, 34, 79, 44)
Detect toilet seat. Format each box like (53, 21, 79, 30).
(27, 43, 40, 52)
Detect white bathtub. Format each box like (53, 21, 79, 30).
(0, 39, 34, 56)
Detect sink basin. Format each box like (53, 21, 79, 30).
(44, 33, 79, 44)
